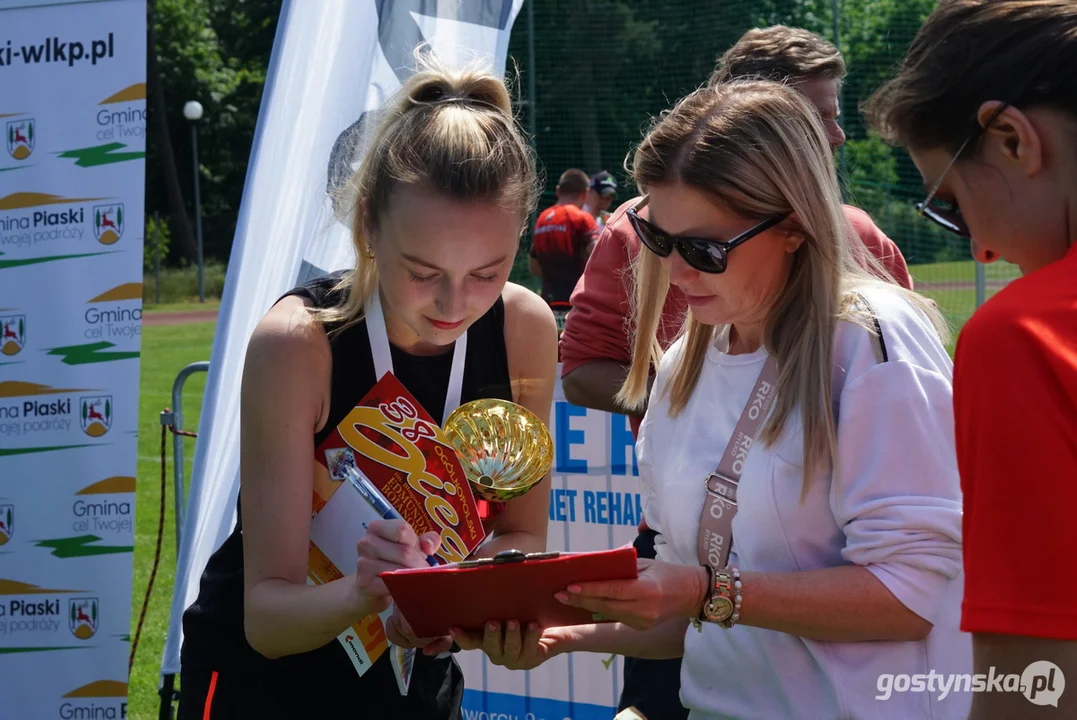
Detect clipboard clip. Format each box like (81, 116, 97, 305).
(455, 549, 561, 569)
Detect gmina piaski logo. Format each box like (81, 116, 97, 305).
(0, 192, 121, 252)
(6, 116, 35, 161)
(0, 502, 12, 546)
(60, 679, 128, 719)
(0, 313, 25, 356)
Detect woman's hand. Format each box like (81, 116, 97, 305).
(555, 559, 708, 631)
(353, 519, 441, 617)
(451, 621, 575, 671)
(386, 608, 454, 656)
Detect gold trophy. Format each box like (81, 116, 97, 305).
(443, 399, 553, 504)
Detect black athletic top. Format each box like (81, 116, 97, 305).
(180, 271, 513, 718)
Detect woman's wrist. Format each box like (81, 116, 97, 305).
(682, 565, 711, 620)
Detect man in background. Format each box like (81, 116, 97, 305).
(529, 168, 599, 306)
(559, 25, 914, 720)
(584, 170, 618, 227)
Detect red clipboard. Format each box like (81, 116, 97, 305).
(380, 547, 639, 638)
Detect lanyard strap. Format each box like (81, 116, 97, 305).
(364, 289, 468, 426)
(697, 355, 780, 574)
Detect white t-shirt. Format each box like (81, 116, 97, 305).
(637, 284, 972, 719)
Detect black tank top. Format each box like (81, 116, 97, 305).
(180, 271, 513, 718)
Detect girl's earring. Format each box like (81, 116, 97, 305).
(365, 246, 375, 259)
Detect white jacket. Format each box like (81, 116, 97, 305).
(638, 284, 972, 719)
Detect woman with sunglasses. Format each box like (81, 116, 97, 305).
(866, 1, 1077, 717)
(455, 79, 971, 718)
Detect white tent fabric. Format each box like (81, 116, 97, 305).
(161, 0, 524, 677)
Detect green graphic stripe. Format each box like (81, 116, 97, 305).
(0, 166, 30, 173)
(57, 143, 145, 168)
(47, 342, 139, 365)
(0, 444, 100, 457)
(0, 646, 94, 655)
(0, 252, 115, 270)
(35, 535, 132, 558)
(0, 361, 24, 366)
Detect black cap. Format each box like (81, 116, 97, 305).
(590, 171, 617, 197)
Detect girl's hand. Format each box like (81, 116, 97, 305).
(451, 621, 575, 671)
(353, 519, 440, 616)
(555, 559, 708, 631)
(386, 607, 454, 656)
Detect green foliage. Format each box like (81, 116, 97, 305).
(148, 0, 280, 264)
(144, 215, 172, 272)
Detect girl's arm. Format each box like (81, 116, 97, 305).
(240, 297, 437, 658)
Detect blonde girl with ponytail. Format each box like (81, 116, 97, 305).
(178, 58, 557, 720)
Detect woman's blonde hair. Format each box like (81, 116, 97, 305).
(619, 80, 947, 481)
(312, 55, 540, 334)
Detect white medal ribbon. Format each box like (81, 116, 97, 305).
(364, 289, 467, 426)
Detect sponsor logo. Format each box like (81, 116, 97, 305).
(71, 478, 134, 538)
(96, 84, 145, 143)
(0, 192, 112, 252)
(0, 314, 24, 356)
(6, 117, 34, 160)
(60, 680, 128, 720)
(0, 503, 12, 545)
(0, 579, 83, 638)
(84, 284, 141, 342)
(79, 395, 111, 437)
(91, 203, 123, 245)
(68, 597, 98, 639)
(0, 381, 98, 441)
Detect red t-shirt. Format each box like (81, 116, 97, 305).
(559, 197, 914, 437)
(956, 243, 1077, 640)
(530, 203, 598, 305)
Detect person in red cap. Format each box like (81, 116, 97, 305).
(584, 170, 618, 227)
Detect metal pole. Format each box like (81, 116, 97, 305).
(153, 211, 161, 305)
(975, 261, 986, 308)
(831, 0, 847, 193)
(191, 123, 204, 303)
(166, 360, 210, 551)
(526, 0, 536, 142)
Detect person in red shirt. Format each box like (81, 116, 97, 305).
(561, 26, 912, 435)
(865, 2, 1077, 717)
(559, 26, 913, 720)
(530, 168, 599, 306)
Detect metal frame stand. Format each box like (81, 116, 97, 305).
(156, 361, 210, 720)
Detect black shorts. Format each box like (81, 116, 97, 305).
(619, 529, 689, 719)
(178, 668, 274, 720)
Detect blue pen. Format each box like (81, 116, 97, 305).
(344, 465, 440, 567)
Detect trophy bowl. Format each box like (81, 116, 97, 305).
(443, 399, 553, 504)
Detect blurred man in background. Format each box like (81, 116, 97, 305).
(584, 170, 618, 227)
(530, 168, 599, 307)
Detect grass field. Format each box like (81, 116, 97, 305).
(123, 258, 1014, 717)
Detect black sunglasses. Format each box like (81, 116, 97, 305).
(916, 98, 1022, 239)
(627, 198, 790, 274)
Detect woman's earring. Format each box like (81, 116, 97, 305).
(364, 246, 375, 259)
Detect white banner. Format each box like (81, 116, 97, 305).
(0, 0, 146, 717)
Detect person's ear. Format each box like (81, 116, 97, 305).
(783, 230, 807, 254)
(978, 102, 1044, 178)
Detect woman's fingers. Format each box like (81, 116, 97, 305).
(450, 627, 483, 651)
(481, 622, 505, 660)
(418, 530, 442, 557)
(357, 527, 430, 569)
(502, 621, 522, 659)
